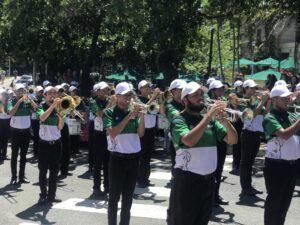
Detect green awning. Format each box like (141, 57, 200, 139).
(256, 57, 279, 68)
(245, 69, 281, 81)
(154, 72, 164, 80)
(178, 73, 200, 82)
(280, 57, 295, 69)
(106, 70, 137, 81)
(222, 58, 256, 68)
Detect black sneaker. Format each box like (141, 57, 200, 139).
(10, 178, 18, 186)
(48, 197, 62, 203)
(38, 196, 48, 205)
(19, 177, 30, 184)
(92, 189, 105, 196)
(251, 187, 263, 194)
(241, 188, 256, 196)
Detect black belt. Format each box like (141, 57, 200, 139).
(39, 139, 61, 145)
(11, 127, 30, 133)
(265, 157, 297, 165)
(242, 129, 262, 135)
(110, 151, 140, 159)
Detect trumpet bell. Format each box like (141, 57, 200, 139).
(242, 108, 254, 120)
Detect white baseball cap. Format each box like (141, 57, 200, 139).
(270, 85, 292, 98)
(169, 79, 187, 91)
(43, 86, 58, 94)
(14, 83, 26, 90)
(274, 80, 287, 87)
(243, 79, 258, 88)
(208, 80, 224, 91)
(115, 82, 132, 95)
(234, 80, 243, 88)
(36, 86, 44, 92)
(138, 80, 150, 90)
(69, 86, 78, 92)
(94, 82, 109, 91)
(296, 83, 300, 91)
(181, 81, 203, 100)
(206, 78, 216, 86)
(42, 80, 51, 87)
(55, 85, 64, 91)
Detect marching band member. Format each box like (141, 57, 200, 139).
(8, 83, 37, 185)
(0, 89, 11, 162)
(170, 82, 237, 225)
(68, 85, 85, 156)
(103, 82, 145, 225)
(31, 86, 44, 158)
(208, 80, 229, 206)
(240, 79, 270, 196)
(42, 80, 52, 88)
(89, 81, 111, 195)
(263, 85, 300, 225)
(36, 86, 64, 204)
(137, 80, 160, 188)
(233, 80, 244, 98)
(165, 79, 187, 171)
(56, 85, 71, 178)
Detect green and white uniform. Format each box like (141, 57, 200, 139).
(7, 98, 33, 129)
(36, 102, 61, 141)
(171, 111, 227, 175)
(263, 110, 300, 160)
(103, 106, 141, 154)
(242, 99, 265, 132)
(89, 97, 108, 131)
(165, 99, 184, 124)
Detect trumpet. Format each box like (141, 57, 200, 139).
(57, 94, 84, 121)
(294, 106, 300, 114)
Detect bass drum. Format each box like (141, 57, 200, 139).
(157, 114, 169, 130)
(68, 118, 81, 135)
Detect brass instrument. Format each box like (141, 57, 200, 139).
(294, 106, 300, 114)
(57, 94, 84, 121)
(157, 90, 172, 105)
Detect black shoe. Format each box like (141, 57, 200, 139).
(10, 178, 18, 186)
(48, 197, 62, 203)
(215, 195, 229, 205)
(251, 187, 263, 194)
(38, 196, 48, 205)
(137, 182, 147, 188)
(92, 189, 105, 196)
(241, 188, 256, 196)
(19, 177, 30, 184)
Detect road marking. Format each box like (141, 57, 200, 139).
(52, 198, 167, 220)
(134, 186, 170, 197)
(149, 171, 171, 180)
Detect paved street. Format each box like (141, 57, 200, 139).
(1, 141, 300, 225)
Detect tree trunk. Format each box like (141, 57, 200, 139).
(217, 19, 224, 81)
(208, 28, 215, 76)
(237, 15, 241, 75)
(81, 12, 104, 97)
(232, 22, 236, 82)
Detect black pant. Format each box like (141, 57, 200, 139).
(70, 135, 80, 154)
(0, 119, 10, 159)
(170, 169, 215, 225)
(93, 130, 109, 192)
(232, 119, 243, 169)
(60, 125, 70, 175)
(169, 141, 176, 172)
(108, 153, 140, 225)
(31, 119, 40, 157)
(88, 120, 94, 170)
(264, 158, 297, 225)
(214, 140, 227, 198)
(10, 128, 30, 180)
(240, 130, 261, 190)
(138, 128, 155, 185)
(38, 140, 62, 199)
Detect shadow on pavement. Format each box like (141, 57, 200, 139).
(0, 184, 24, 204)
(211, 206, 244, 225)
(16, 203, 54, 225)
(236, 194, 265, 208)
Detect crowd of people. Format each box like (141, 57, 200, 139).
(1, 75, 300, 225)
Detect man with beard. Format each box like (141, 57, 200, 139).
(169, 82, 237, 225)
(103, 82, 145, 225)
(8, 83, 37, 185)
(36, 86, 64, 204)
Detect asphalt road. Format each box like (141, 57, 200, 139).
(1, 141, 300, 225)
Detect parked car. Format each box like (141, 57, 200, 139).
(15, 74, 33, 86)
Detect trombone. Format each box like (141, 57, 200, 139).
(57, 93, 84, 121)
